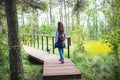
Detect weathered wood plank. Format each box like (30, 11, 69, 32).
(23, 45, 59, 62)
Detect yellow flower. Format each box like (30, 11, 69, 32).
(84, 40, 112, 56)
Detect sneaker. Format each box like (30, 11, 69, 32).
(61, 60, 64, 64)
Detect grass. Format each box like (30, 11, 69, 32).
(23, 65, 43, 79)
(71, 40, 118, 80)
(22, 52, 43, 80)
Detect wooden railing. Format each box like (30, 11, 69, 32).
(22, 34, 71, 58)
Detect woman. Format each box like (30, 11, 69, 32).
(55, 22, 66, 64)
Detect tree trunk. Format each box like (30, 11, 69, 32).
(67, 7, 70, 29)
(60, 1, 63, 22)
(64, 0, 67, 30)
(33, 9, 39, 34)
(76, 13, 80, 25)
(72, 14, 75, 27)
(47, 12, 49, 24)
(87, 12, 91, 39)
(5, 0, 24, 80)
(95, 11, 98, 40)
(21, 6, 25, 26)
(50, 0, 52, 26)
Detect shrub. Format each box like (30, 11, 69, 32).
(70, 24, 87, 52)
(0, 27, 9, 80)
(38, 24, 56, 35)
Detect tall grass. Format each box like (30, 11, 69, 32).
(71, 40, 119, 80)
(22, 52, 43, 80)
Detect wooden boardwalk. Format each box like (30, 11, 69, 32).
(23, 45, 81, 80)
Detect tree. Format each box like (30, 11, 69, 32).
(103, 0, 120, 79)
(30, 0, 47, 34)
(64, 0, 75, 33)
(16, 0, 47, 33)
(59, 0, 63, 22)
(49, 0, 53, 26)
(73, 0, 87, 25)
(5, 0, 24, 80)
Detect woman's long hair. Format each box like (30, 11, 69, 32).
(57, 22, 65, 34)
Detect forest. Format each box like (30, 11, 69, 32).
(0, 0, 120, 80)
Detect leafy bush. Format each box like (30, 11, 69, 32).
(0, 27, 9, 80)
(19, 24, 34, 34)
(38, 24, 56, 35)
(103, 1, 120, 79)
(70, 24, 87, 52)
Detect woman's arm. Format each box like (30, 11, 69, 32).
(64, 33, 66, 40)
(55, 31, 59, 43)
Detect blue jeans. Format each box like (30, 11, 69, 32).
(58, 48, 64, 61)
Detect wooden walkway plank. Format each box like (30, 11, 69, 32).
(23, 45, 81, 80)
(23, 45, 59, 62)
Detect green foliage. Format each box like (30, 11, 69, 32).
(38, 24, 56, 35)
(19, 24, 56, 35)
(104, 29, 120, 50)
(103, 0, 120, 51)
(22, 0, 48, 12)
(22, 52, 43, 80)
(71, 39, 120, 80)
(73, 0, 88, 14)
(72, 46, 117, 80)
(19, 24, 34, 34)
(0, 27, 9, 80)
(29, 0, 48, 11)
(103, 1, 120, 79)
(70, 25, 87, 52)
(24, 65, 43, 79)
(0, 2, 5, 17)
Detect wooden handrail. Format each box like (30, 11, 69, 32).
(21, 34, 71, 58)
(22, 33, 71, 38)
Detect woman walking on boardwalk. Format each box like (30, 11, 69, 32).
(55, 22, 66, 64)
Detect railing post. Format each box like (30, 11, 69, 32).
(52, 37, 54, 54)
(67, 37, 71, 58)
(26, 35, 30, 46)
(30, 35, 32, 46)
(23, 34, 24, 44)
(41, 36, 43, 50)
(34, 35, 35, 48)
(37, 35, 39, 49)
(46, 36, 49, 52)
